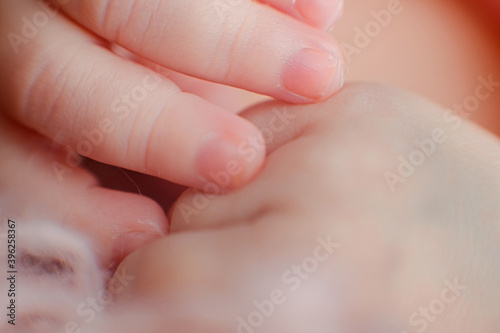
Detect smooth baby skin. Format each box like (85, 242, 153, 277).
(0, 0, 345, 192)
(112, 83, 500, 333)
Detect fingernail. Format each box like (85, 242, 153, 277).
(327, 0, 344, 32)
(112, 231, 161, 261)
(294, 0, 344, 30)
(282, 48, 345, 101)
(195, 133, 249, 191)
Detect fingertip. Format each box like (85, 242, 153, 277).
(112, 231, 163, 264)
(260, 0, 344, 31)
(167, 188, 216, 233)
(194, 129, 266, 193)
(165, 119, 266, 232)
(79, 188, 168, 266)
(294, 0, 344, 31)
(281, 47, 346, 102)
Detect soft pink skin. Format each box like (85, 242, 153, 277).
(0, 114, 168, 269)
(0, 0, 345, 191)
(2, 0, 500, 331)
(259, 0, 344, 30)
(111, 83, 500, 333)
(3, 84, 500, 333)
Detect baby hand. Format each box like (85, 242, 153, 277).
(0, 0, 345, 191)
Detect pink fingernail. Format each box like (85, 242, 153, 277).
(113, 231, 161, 260)
(282, 48, 345, 102)
(327, 0, 344, 32)
(195, 133, 249, 191)
(294, 0, 344, 30)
